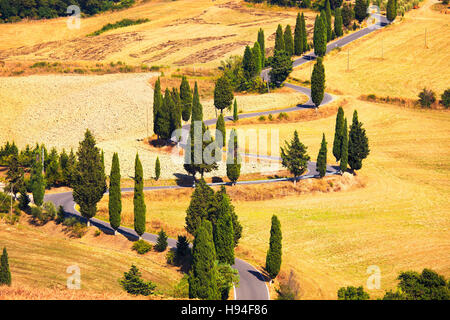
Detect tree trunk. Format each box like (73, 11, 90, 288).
(294, 177, 297, 186)
(86, 219, 90, 227)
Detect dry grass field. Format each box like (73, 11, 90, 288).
(0, 215, 184, 299)
(291, 0, 450, 99)
(0, 0, 316, 69)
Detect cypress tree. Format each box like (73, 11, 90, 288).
(191, 82, 203, 122)
(313, 14, 327, 57)
(215, 114, 226, 150)
(334, 8, 343, 37)
(214, 76, 234, 114)
(242, 45, 257, 80)
(332, 106, 345, 162)
(133, 153, 146, 238)
(316, 133, 328, 178)
(73, 129, 106, 226)
(0, 248, 11, 286)
(109, 153, 121, 233)
(188, 219, 219, 300)
(348, 110, 370, 171)
(386, 0, 396, 22)
(155, 156, 161, 181)
(265, 215, 282, 280)
(180, 76, 193, 122)
(233, 99, 239, 122)
(170, 87, 182, 134)
(158, 89, 173, 141)
(280, 130, 310, 184)
(283, 25, 294, 56)
(153, 78, 163, 138)
(301, 13, 309, 53)
(325, 0, 333, 42)
(311, 57, 326, 108)
(252, 41, 262, 74)
(185, 179, 214, 235)
(354, 0, 368, 23)
(257, 28, 266, 67)
(340, 118, 348, 173)
(6, 153, 24, 197)
(213, 196, 235, 265)
(274, 24, 285, 52)
(226, 129, 241, 185)
(155, 229, 168, 252)
(269, 50, 293, 87)
(31, 159, 45, 207)
(294, 13, 304, 55)
(45, 147, 60, 187)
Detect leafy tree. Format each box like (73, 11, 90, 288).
(6, 154, 24, 198)
(325, 0, 333, 41)
(233, 99, 239, 122)
(313, 14, 327, 57)
(133, 153, 146, 238)
(265, 215, 282, 279)
(215, 114, 226, 150)
(316, 134, 327, 178)
(0, 247, 11, 286)
(180, 76, 193, 122)
(155, 156, 161, 180)
(441, 89, 450, 108)
(340, 118, 348, 173)
(73, 130, 106, 226)
(120, 265, 156, 296)
(338, 286, 370, 300)
(155, 229, 168, 252)
(252, 42, 263, 74)
(109, 153, 121, 233)
(418, 88, 436, 108)
(354, 0, 368, 23)
(257, 28, 266, 67)
(153, 78, 163, 138)
(274, 24, 285, 52)
(348, 111, 370, 171)
(332, 106, 345, 162)
(311, 57, 326, 108)
(243, 46, 257, 80)
(283, 25, 294, 56)
(334, 8, 343, 37)
(214, 76, 234, 114)
(342, 3, 354, 27)
(185, 179, 214, 235)
(226, 129, 241, 185)
(280, 130, 310, 184)
(269, 50, 293, 87)
(217, 263, 240, 300)
(189, 219, 219, 300)
(30, 159, 45, 207)
(386, 0, 396, 22)
(294, 13, 304, 55)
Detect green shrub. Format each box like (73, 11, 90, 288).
(277, 112, 289, 120)
(418, 88, 436, 107)
(441, 89, 450, 108)
(94, 230, 101, 237)
(258, 115, 266, 121)
(55, 206, 65, 224)
(172, 274, 189, 298)
(337, 286, 370, 300)
(268, 114, 273, 121)
(119, 265, 156, 296)
(132, 240, 152, 254)
(70, 222, 88, 238)
(154, 229, 168, 252)
(166, 250, 176, 265)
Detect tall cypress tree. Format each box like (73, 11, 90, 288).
(185, 179, 214, 235)
(313, 14, 327, 57)
(274, 24, 285, 52)
(226, 129, 241, 185)
(155, 156, 161, 181)
(242, 46, 257, 80)
(0, 247, 11, 286)
(189, 219, 219, 300)
(311, 57, 326, 108)
(348, 110, 370, 171)
(170, 87, 182, 135)
(133, 153, 146, 238)
(325, 0, 333, 42)
(213, 196, 235, 265)
(191, 82, 203, 122)
(332, 106, 345, 162)
(233, 99, 239, 122)
(316, 133, 328, 178)
(215, 114, 226, 149)
(265, 215, 282, 280)
(386, 0, 396, 22)
(180, 76, 193, 122)
(334, 8, 344, 38)
(153, 78, 163, 138)
(109, 153, 121, 234)
(214, 76, 234, 114)
(31, 159, 45, 207)
(73, 129, 106, 226)
(283, 25, 294, 56)
(340, 118, 349, 173)
(294, 13, 304, 55)
(301, 13, 309, 53)
(252, 41, 262, 74)
(158, 89, 173, 141)
(280, 130, 310, 184)
(257, 28, 266, 67)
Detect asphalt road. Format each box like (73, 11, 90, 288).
(44, 14, 389, 301)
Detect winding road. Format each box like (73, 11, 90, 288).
(45, 13, 389, 300)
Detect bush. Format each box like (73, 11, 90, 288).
(62, 217, 87, 238)
(166, 250, 176, 265)
(154, 229, 168, 252)
(277, 112, 289, 120)
(173, 275, 189, 298)
(119, 265, 156, 296)
(0, 193, 12, 213)
(268, 114, 273, 121)
(418, 88, 436, 107)
(42, 202, 56, 220)
(258, 115, 266, 121)
(55, 206, 65, 224)
(132, 240, 152, 254)
(337, 286, 370, 300)
(276, 270, 300, 300)
(94, 230, 101, 237)
(176, 235, 190, 258)
(441, 89, 450, 108)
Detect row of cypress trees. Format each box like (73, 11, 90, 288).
(274, 14, 308, 58)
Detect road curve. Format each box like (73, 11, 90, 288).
(45, 15, 389, 300)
